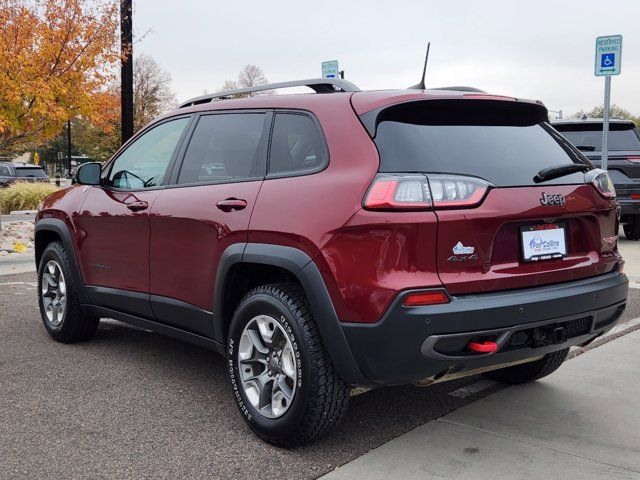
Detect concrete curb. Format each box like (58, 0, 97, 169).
(569, 316, 640, 359)
(9, 210, 37, 215)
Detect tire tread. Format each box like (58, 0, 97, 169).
(39, 241, 98, 343)
(233, 282, 350, 447)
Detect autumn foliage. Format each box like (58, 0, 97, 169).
(0, 0, 120, 154)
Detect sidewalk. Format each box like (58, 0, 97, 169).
(0, 253, 35, 275)
(322, 330, 640, 480)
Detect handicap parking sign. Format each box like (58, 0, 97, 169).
(601, 53, 615, 68)
(595, 35, 622, 76)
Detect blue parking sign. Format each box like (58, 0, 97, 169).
(595, 35, 622, 76)
(601, 53, 615, 68)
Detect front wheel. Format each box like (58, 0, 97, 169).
(227, 283, 350, 447)
(37, 241, 99, 342)
(483, 349, 569, 384)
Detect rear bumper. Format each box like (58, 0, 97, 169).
(618, 198, 640, 217)
(614, 181, 640, 217)
(341, 272, 628, 385)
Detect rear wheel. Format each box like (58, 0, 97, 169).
(37, 241, 99, 342)
(623, 217, 640, 240)
(227, 283, 350, 447)
(482, 349, 569, 384)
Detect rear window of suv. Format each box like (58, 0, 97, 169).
(15, 167, 47, 178)
(368, 100, 588, 187)
(554, 123, 640, 151)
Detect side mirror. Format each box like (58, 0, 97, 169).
(73, 162, 102, 186)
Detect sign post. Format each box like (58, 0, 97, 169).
(594, 35, 623, 171)
(321, 60, 339, 79)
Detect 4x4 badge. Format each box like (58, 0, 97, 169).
(540, 192, 566, 206)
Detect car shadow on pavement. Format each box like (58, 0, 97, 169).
(68, 319, 496, 477)
(1, 280, 499, 480)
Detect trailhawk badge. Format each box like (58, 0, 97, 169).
(448, 242, 478, 262)
(452, 241, 475, 255)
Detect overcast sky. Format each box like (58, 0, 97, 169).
(133, 0, 639, 117)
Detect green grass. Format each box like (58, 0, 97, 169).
(0, 182, 58, 214)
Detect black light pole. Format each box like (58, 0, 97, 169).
(66, 119, 72, 177)
(120, 0, 134, 144)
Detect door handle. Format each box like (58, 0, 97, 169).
(216, 198, 247, 212)
(126, 200, 149, 212)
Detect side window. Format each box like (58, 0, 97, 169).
(106, 117, 189, 189)
(0, 166, 11, 176)
(268, 113, 327, 175)
(177, 113, 266, 184)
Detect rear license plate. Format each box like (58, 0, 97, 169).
(521, 223, 567, 262)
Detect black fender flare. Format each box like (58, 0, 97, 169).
(34, 218, 90, 304)
(214, 243, 369, 386)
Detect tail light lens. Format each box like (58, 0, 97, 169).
(364, 174, 492, 210)
(364, 175, 431, 210)
(427, 175, 492, 208)
(586, 169, 616, 198)
(626, 156, 640, 163)
(402, 290, 450, 307)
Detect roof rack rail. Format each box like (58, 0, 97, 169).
(179, 78, 360, 108)
(430, 86, 487, 93)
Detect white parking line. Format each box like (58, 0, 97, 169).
(448, 317, 640, 399)
(448, 379, 498, 399)
(589, 316, 640, 343)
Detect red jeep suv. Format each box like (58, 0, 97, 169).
(35, 78, 628, 446)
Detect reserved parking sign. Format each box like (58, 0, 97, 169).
(595, 35, 622, 76)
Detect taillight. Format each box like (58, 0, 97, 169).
(427, 175, 492, 208)
(364, 174, 492, 210)
(585, 169, 616, 198)
(364, 175, 431, 210)
(402, 290, 450, 307)
(626, 156, 640, 163)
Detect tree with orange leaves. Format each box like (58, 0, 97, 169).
(0, 0, 120, 155)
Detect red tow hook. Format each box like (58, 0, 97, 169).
(467, 341, 498, 353)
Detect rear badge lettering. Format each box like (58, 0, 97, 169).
(448, 242, 478, 262)
(452, 241, 475, 255)
(540, 192, 566, 207)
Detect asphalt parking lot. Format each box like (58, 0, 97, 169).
(1, 235, 639, 479)
(0, 269, 509, 480)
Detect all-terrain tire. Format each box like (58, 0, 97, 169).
(227, 282, 350, 447)
(37, 241, 99, 342)
(482, 348, 569, 385)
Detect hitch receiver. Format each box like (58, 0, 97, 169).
(533, 325, 567, 346)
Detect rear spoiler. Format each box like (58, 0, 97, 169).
(359, 99, 549, 137)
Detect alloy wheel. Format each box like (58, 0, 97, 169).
(237, 315, 297, 419)
(41, 260, 67, 326)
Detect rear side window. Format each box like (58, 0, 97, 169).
(268, 113, 327, 175)
(370, 100, 587, 187)
(15, 167, 47, 178)
(178, 113, 266, 184)
(554, 124, 640, 151)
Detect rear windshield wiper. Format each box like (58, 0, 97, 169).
(575, 145, 596, 151)
(534, 164, 590, 183)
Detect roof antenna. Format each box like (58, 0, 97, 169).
(409, 43, 430, 90)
